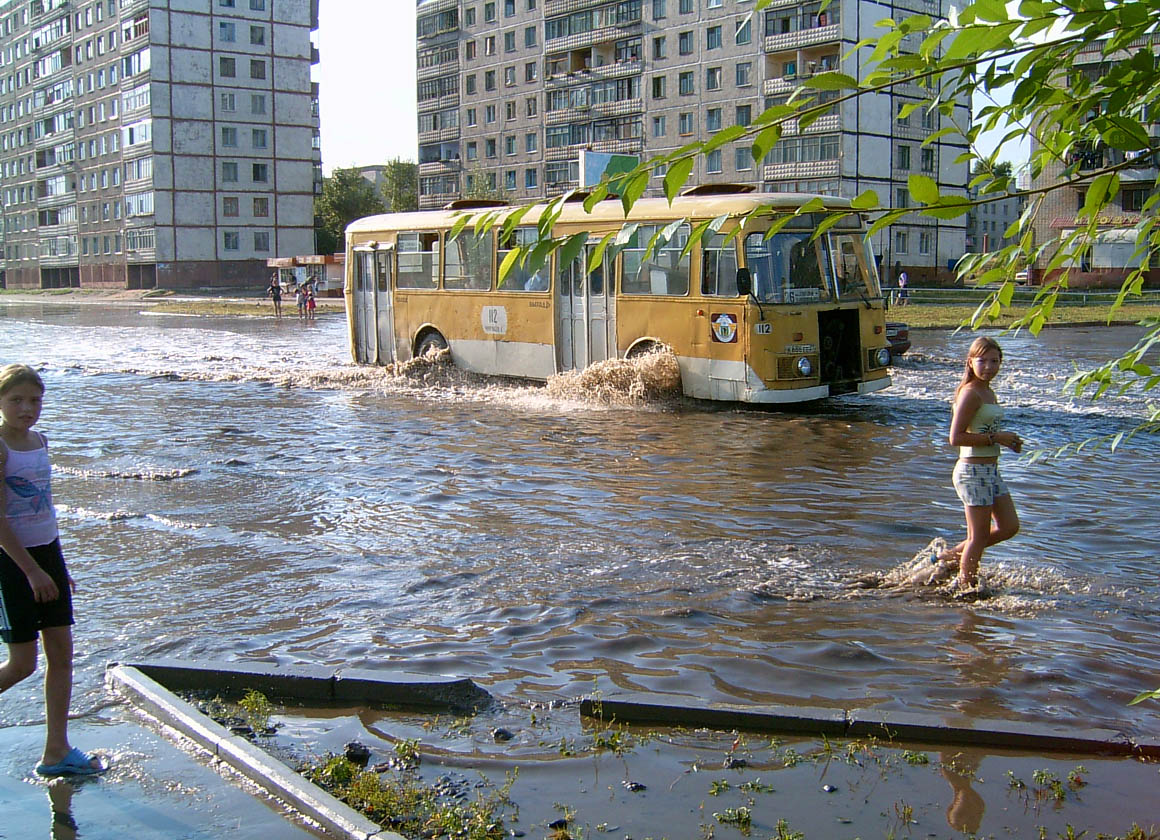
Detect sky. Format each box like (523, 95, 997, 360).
(314, 2, 419, 173)
(313, 3, 1026, 175)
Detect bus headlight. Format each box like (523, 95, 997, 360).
(875, 348, 891, 367)
(796, 356, 813, 377)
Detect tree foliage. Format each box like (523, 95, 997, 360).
(380, 159, 418, 213)
(455, 0, 1159, 449)
(315, 168, 387, 255)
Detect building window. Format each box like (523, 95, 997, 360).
(506, 100, 517, 120)
(706, 66, 721, 90)
(919, 230, 932, 255)
(505, 135, 516, 155)
(736, 17, 751, 44)
(485, 35, 496, 55)
(896, 100, 910, 126)
(465, 7, 476, 25)
(526, 96, 538, 117)
(736, 62, 751, 87)
(525, 26, 537, 48)
(254, 231, 270, 252)
(467, 108, 478, 126)
(895, 231, 908, 254)
(652, 76, 665, 99)
(222, 196, 239, 217)
(250, 59, 266, 80)
(679, 0, 693, 12)
(525, 62, 537, 82)
(653, 0, 665, 17)
(466, 75, 477, 95)
(220, 92, 236, 112)
(219, 22, 236, 42)
(679, 112, 693, 135)
(486, 138, 497, 158)
(678, 31, 693, 54)
(505, 0, 515, 15)
(250, 25, 265, 45)
(921, 147, 935, 173)
(897, 145, 911, 170)
(504, 30, 515, 52)
(253, 196, 269, 217)
(653, 115, 666, 137)
(706, 26, 722, 50)
(485, 104, 497, 122)
(679, 71, 694, 95)
(706, 108, 722, 132)
(250, 0, 265, 9)
(653, 36, 666, 59)
(707, 149, 722, 173)
(485, 70, 496, 91)
(466, 41, 477, 59)
(735, 146, 751, 171)
(895, 187, 909, 208)
(736, 104, 751, 126)
(223, 231, 240, 250)
(466, 141, 478, 161)
(252, 163, 268, 182)
(525, 168, 538, 188)
(1123, 188, 1146, 212)
(219, 56, 236, 77)
(504, 66, 516, 86)
(526, 132, 538, 152)
(222, 161, 238, 182)
(251, 94, 266, 114)
(252, 128, 267, 149)
(484, 1, 496, 21)
(221, 126, 237, 147)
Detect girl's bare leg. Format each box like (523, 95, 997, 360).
(958, 504, 994, 589)
(941, 494, 1020, 564)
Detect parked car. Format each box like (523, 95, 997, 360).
(1014, 270, 1030, 285)
(886, 322, 911, 361)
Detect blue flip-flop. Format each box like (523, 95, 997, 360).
(36, 747, 102, 777)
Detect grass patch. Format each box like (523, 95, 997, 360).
(893, 302, 1157, 330)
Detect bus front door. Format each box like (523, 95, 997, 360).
(373, 248, 396, 365)
(555, 247, 613, 372)
(353, 250, 376, 364)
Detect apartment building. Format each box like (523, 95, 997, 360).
(415, 0, 969, 280)
(1029, 37, 1160, 288)
(0, 0, 321, 290)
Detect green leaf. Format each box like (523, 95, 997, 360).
(557, 232, 587, 268)
(702, 125, 748, 154)
(944, 22, 1018, 61)
(908, 174, 940, 205)
(802, 72, 859, 90)
(588, 231, 617, 273)
(664, 157, 695, 204)
(851, 190, 880, 211)
(497, 245, 522, 286)
(750, 125, 782, 169)
(620, 171, 651, 215)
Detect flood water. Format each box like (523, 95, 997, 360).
(2, 300, 1159, 744)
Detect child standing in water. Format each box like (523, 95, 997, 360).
(0, 365, 101, 776)
(945, 337, 1022, 590)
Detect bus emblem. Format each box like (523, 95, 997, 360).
(711, 313, 738, 343)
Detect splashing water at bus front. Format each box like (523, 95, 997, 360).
(1, 302, 1159, 742)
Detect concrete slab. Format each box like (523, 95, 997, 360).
(0, 711, 325, 840)
(123, 659, 337, 704)
(580, 695, 850, 737)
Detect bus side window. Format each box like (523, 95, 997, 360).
(444, 231, 493, 291)
(622, 223, 690, 296)
(701, 233, 739, 297)
(397, 231, 439, 289)
(496, 227, 538, 291)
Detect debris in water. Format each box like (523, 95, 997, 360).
(546, 347, 682, 405)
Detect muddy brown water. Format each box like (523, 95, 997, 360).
(2, 301, 1158, 836)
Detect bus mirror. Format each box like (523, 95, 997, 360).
(736, 267, 751, 297)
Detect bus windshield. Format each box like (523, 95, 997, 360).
(744, 230, 879, 304)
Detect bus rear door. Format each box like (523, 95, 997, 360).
(373, 247, 396, 364)
(555, 246, 614, 372)
(353, 249, 376, 364)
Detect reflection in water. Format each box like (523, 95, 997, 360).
(940, 750, 985, 834)
(1, 304, 1159, 741)
(48, 779, 78, 840)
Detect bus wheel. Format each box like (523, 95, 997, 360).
(626, 340, 660, 359)
(416, 331, 448, 358)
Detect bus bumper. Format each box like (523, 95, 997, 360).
(741, 373, 892, 403)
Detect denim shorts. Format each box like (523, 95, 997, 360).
(952, 461, 1010, 508)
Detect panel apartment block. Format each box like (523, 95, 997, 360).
(0, 0, 320, 290)
(415, 0, 969, 280)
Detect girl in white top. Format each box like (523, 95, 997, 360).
(0, 364, 101, 776)
(943, 337, 1023, 590)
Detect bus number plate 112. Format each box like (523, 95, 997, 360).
(754, 322, 772, 335)
(481, 306, 508, 335)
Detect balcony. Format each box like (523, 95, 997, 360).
(763, 159, 839, 181)
(546, 23, 640, 54)
(763, 76, 797, 97)
(418, 57, 459, 81)
(545, 106, 590, 126)
(418, 126, 462, 145)
(419, 159, 462, 176)
(764, 23, 840, 53)
(591, 97, 642, 119)
(545, 0, 605, 15)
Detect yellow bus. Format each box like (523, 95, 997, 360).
(344, 188, 892, 403)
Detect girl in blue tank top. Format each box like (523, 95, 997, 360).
(942, 337, 1024, 591)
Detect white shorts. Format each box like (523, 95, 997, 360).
(952, 461, 1009, 507)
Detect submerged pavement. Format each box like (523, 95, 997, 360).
(0, 707, 323, 840)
